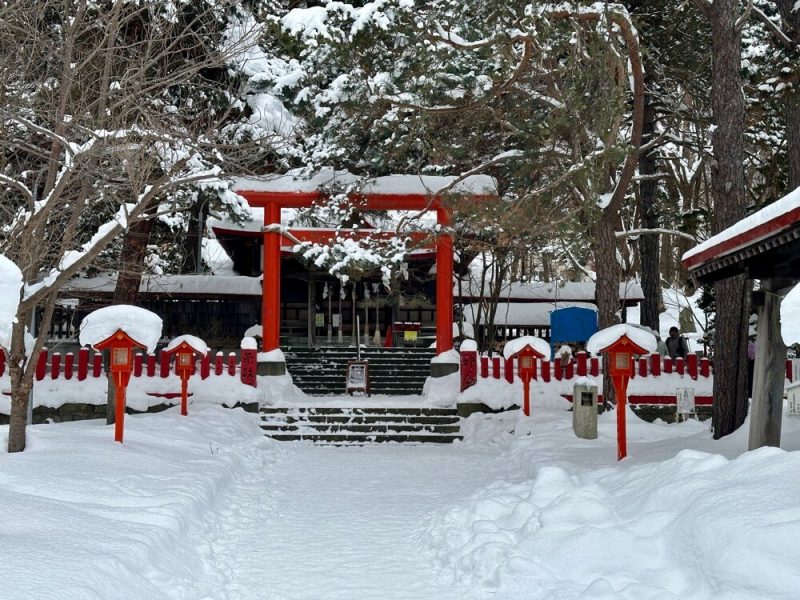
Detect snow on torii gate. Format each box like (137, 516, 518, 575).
(682, 185, 800, 449)
(233, 171, 498, 358)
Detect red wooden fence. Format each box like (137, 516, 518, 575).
(0, 347, 258, 388)
(459, 351, 798, 405)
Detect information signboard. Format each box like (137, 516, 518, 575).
(788, 383, 800, 415)
(346, 360, 370, 396)
(677, 387, 696, 415)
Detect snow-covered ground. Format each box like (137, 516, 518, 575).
(2, 394, 800, 599)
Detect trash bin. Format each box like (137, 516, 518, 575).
(573, 383, 598, 439)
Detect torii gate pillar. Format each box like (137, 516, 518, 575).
(435, 206, 454, 356)
(260, 201, 286, 376)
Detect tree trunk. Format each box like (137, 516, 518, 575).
(7, 321, 33, 453)
(709, 0, 750, 438)
(113, 218, 154, 305)
(777, 1, 800, 190)
(638, 88, 661, 333)
(594, 209, 621, 406)
(182, 199, 205, 274)
(7, 291, 60, 452)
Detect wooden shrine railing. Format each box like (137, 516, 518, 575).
(0, 347, 258, 389)
(459, 350, 798, 405)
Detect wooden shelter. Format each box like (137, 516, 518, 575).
(682, 186, 800, 449)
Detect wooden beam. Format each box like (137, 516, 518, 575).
(237, 190, 494, 210)
(286, 228, 434, 247)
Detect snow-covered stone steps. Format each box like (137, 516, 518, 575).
(284, 346, 435, 396)
(259, 407, 463, 444)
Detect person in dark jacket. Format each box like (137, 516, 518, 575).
(665, 326, 689, 359)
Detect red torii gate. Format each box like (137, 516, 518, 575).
(234, 180, 494, 357)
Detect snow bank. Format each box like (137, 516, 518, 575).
(258, 348, 286, 362)
(79, 305, 163, 353)
(428, 446, 800, 599)
(503, 336, 552, 360)
(259, 373, 305, 406)
(0, 254, 23, 349)
(164, 334, 209, 355)
(586, 324, 657, 355)
(422, 372, 461, 407)
(0, 405, 269, 599)
(431, 349, 460, 364)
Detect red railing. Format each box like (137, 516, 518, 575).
(0, 347, 258, 388)
(460, 350, 798, 405)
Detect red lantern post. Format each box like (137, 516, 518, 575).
(92, 330, 145, 444)
(593, 334, 651, 461)
(511, 345, 545, 417)
(164, 338, 206, 416)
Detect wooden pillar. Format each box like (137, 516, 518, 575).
(436, 205, 454, 355)
(307, 278, 316, 349)
(748, 279, 788, 449)
(262, 202, 281, 352)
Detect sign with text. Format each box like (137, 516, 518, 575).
(332, 314, 341, 328)
(676, 387, 696, 414)
(346, 360, 370, 396)
(788, 384, 800, 415)
(315, 313, 324, 327)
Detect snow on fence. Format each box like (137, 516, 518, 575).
(0, 347, 258, 393)
(459, 350, 798, 405)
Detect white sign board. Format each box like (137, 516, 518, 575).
(346, 361, 369, 395)
(332, 313, 341, 328)
(791, 359, 800, 383)
(676, 388, 696, 414)
(788, 384, 800, 416)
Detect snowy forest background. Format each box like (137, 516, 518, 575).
(1, 0, 799, 450)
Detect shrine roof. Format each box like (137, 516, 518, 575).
(462, 301, 598, 327)
(456, 279, 644, 304)
(682, 186, 800, 282)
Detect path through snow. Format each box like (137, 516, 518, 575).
(210, 442, 499, 600)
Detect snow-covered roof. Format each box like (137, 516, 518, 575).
(458, 281, 643, 303)
(209, 207, 439, 236)
(79, 305, 163, 353)
(232, 167, 498, 196)
(586, 324, 657, 356)
(164, 334, 209, 355)
(462, 301, 596, 327)
(683, 185, 800, 270)
(502, 336, 552, 360)
(0, 254, 23, 349)
(65, 275, 264, 297)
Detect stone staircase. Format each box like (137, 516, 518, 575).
(259, 406, 463, 444)
(283, 346, 436, 396)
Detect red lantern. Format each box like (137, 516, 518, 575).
(92, 330, 146, 443)
(594, 335, 650, 461)
(511, 344, 545, 417)
(164, 339, 205, 416)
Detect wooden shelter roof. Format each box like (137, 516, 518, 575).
(682, 187, 800, 283)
